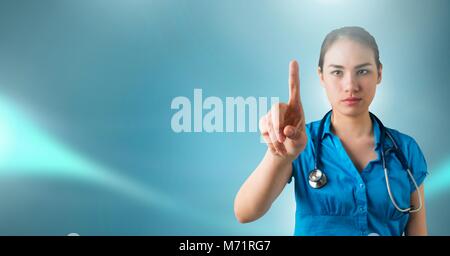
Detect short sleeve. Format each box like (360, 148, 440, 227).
(287, 167, 294, 184)
(407, 138, 429, 193)
(287, 160, 298, 184)
(287, 156, 299, 184)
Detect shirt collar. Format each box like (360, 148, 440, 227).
(372, 114, 382, 150)
(320, 111, 382, 150)
(320, 111, 333, 140)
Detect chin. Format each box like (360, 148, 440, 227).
(334, 104, 368, 117)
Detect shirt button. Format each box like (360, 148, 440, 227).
(359, 207, 366, 212)
(368, 233, 380, 236)
(359, 183, 365, 189)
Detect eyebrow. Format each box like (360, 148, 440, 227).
(328, 63, 373, 69)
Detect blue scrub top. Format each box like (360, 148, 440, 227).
(290, 112, 428, 236)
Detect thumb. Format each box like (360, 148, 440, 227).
(284, 125, 300, 140)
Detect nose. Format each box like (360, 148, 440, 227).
(342, 73, 360, 92)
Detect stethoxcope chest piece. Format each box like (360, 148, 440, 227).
(308, 169, 327, 189)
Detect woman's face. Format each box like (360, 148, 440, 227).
(318, 38, 382, 117)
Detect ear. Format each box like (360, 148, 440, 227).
(318, 67, 325, 88)
(377, 63, 383, 85)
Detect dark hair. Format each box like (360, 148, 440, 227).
(318, 26, 381, 72)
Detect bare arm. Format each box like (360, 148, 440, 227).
(405, 184, 427, 235)
(234, 151, 293, 223)
(234, 60, 307, 223)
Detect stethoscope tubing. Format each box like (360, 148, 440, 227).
(311, 110, 423, 213)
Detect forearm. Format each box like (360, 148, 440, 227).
(405, 185, 428, 236)
(234, 149, 293, 223)
(406, 220, 428, 236)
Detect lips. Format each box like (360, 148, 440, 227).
(342, 97, 362, 105)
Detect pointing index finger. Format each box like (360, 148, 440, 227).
(288, 60, 301, 106)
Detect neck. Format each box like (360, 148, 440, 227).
(330, 110, 373, 139)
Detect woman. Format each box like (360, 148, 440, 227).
(234, 26, 428, 236)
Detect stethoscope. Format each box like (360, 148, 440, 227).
(308, 110, 423, 213)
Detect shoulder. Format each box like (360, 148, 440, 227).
(385, 127, 428, 187)
(385, 128, 424, 157)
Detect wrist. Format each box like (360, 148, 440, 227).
(266, 149, 297, 165)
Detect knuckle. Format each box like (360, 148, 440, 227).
(267, 120, 273, 131)
(268, 145, 276, 153)
(274, 103, 282, 111)
(272, 102, 281, 109)
(274, 142, 283, 150)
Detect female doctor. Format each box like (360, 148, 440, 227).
(234, 26, 428, 236)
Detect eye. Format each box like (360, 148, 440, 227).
(331, 70, 343, 76)
(357, 69, 369, 75)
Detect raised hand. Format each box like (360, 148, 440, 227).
(259, 60, 308, 159)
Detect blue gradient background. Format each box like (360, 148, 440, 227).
(0, 0, 448, 235)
